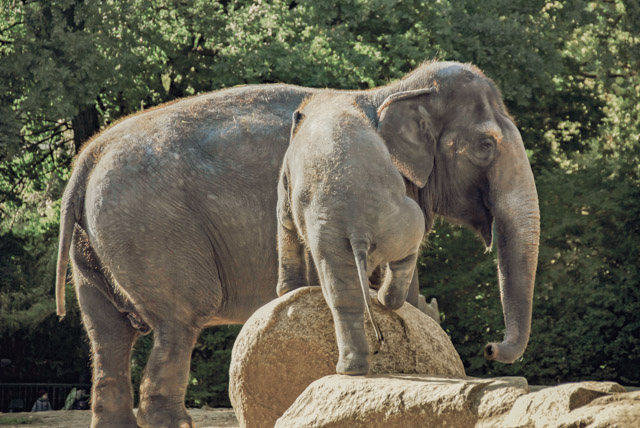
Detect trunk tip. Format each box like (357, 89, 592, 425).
(484, 343, 499, 361)
(484, 342, 523, 364)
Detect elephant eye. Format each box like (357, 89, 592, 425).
(472, 138, 495, 164)
(479, 138, 494, 151)
(477, 138, 495, 155)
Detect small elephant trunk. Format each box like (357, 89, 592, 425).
(485, 168, 540, 363)
(350, 238, 383, 343)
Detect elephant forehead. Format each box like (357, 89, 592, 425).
(478, 121, 503, 143)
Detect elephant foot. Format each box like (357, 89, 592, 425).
(336, 353, 370, 376)
(276, 280, 305, 297)
(418, 295, 441, 324)
(136, 396, 193, 428)
(377, 287, 405, 310)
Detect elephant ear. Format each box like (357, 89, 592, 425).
(377, 88, 437, 188)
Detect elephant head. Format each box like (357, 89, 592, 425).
(376, 64, 540, 363)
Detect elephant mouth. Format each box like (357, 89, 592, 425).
(476, 196, 494, 248)
(434, 195, 494, 249)
(412, 178, 493, 248)
(474, 212, 494, 249)
(456, 202, 493, 249)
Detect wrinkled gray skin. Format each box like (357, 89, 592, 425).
(55, 61, 539, 428)
(277, 94, 425, 375)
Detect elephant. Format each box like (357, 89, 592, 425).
(55, 60, 539, 428)
(277, 93, 425, 375)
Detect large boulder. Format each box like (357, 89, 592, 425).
(553, 390, 640, 428)
(503, 381, 635, 428)
(276, 376, 639, 428)
(275, 375, 530, 428)
(229, 286, 465, 428)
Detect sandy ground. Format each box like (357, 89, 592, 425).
(0, 408, 239, 428)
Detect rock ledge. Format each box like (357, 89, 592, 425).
(276, 375, 638, 428)
(229, 286, 464, 428)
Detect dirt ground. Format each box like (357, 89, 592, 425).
(0, 407, 239, 428)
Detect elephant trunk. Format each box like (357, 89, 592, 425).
(485, 165, 540, 363)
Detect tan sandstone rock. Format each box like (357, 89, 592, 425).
(503, 381, 629, 428)
(229, 286, 465, 428)
(554, 390, 640, 428)
(275, 374, 530, 428)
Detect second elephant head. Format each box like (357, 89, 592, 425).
(376, 64, 540, 363)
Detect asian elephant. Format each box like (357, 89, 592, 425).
(277, 93, 425, 375)
(55, 60, 539, 428)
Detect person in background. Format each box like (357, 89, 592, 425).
(63, 387, 77, 410)
(64, 387, 90, 410)
(31, 390, 52, 412)
(8, 397, 24, 413)
(72, 389, 90, 410)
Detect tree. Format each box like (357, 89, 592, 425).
(1, 0, 638, 399)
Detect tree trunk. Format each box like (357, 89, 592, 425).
(72, 104, 100, 154)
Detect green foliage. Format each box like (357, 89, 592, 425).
(0, 415, 40, 425)
(423, 163, 640, 385)
(1, 0, 638, 404)
(186, 326, 242, 407)
(0, 162, 88, 383)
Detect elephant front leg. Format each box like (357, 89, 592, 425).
(277, 222, 309, 297)
(136, 323, 200, 428)
(378, 252, 419, 310)
(406, 268, 420, 307)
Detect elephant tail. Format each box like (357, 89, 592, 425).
(55, 154, 92, 319)
(350, 237, 383, 344)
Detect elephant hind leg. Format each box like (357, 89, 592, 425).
(136, 322, 200, 428)
(313, 249, 370, 375)
(72, 241, 139, 427)
(71, 229, 151, 335)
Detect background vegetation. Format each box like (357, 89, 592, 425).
(1, 0, 638, 407)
